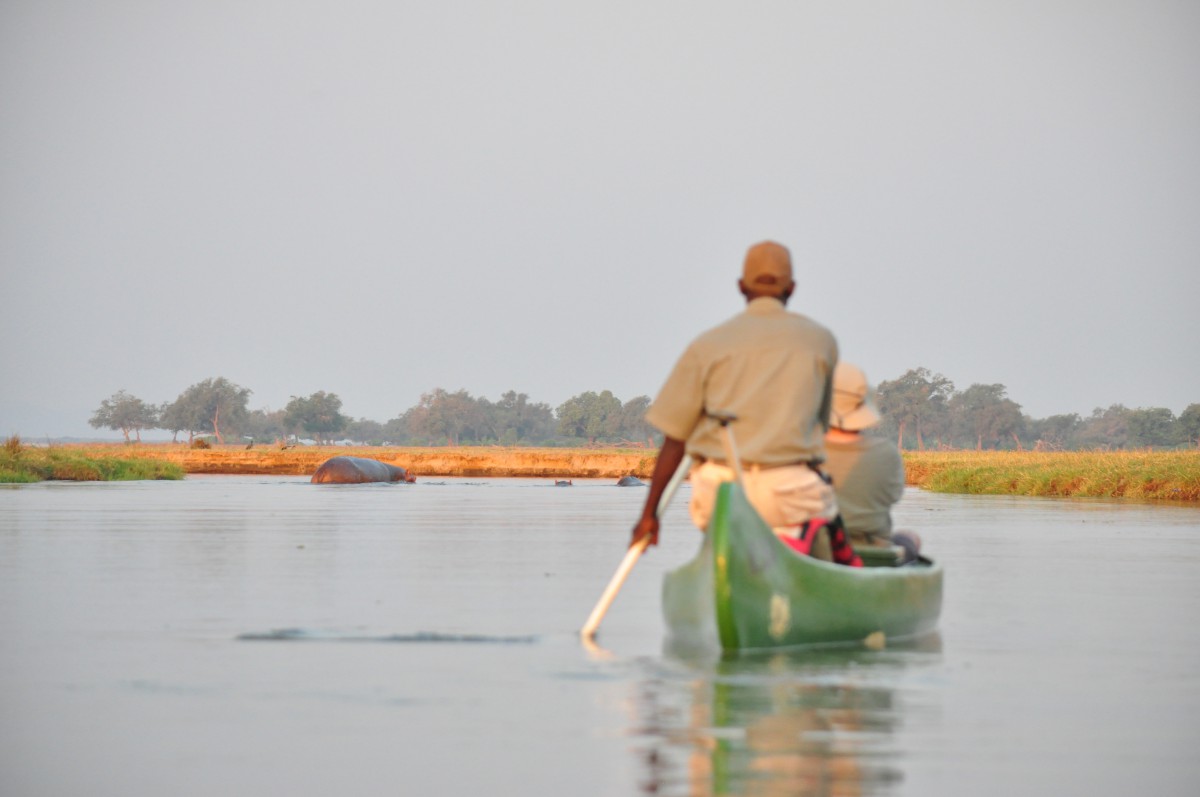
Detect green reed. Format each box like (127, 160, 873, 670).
(0, 437, 185, 483)
(902, 450, 1200, 501)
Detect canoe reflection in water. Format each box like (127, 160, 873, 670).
(633, 635, 942, 796)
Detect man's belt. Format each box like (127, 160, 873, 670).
(696, 457, 825, 471)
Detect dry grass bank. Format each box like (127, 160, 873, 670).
(42, 444, 1200, 501)
(62, 443, 658, 480)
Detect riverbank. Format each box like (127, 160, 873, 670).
(0, 440, 184, 483)
(10, 444, 1200, 501)
(903, 450, 1200, 501)
(53, 443, 659, 480)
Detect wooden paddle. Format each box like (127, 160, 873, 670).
(579, 455, 693, 640)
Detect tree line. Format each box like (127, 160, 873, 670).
(89, 379, 657, 448)
(876, 367, 1200, 451)
(89, 369, 1200, 450)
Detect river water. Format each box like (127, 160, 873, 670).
(1, 475, 1197, 796)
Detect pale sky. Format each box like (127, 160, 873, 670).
(3, 1, 1198, 439)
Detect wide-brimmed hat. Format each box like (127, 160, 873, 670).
(831, 362, 882, 431)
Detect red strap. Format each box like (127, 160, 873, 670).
(828, 517, 864, 567)
(779, 517, 862, 567)
(779, 518, 821, 555)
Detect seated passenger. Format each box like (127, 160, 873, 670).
(823, 363, 918, 561)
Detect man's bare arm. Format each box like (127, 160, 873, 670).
(630, 436, 687, 548)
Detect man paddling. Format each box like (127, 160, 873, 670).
(631, 241, 855, 562)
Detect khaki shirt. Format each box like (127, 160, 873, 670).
(645, 297, 838, 465)
(823, 434, 905, 538)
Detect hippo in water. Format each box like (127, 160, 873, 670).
(616, 475, 646, 487)
(311, 456, 416, 484)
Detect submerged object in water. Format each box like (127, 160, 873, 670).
(311, 456, 416, 484)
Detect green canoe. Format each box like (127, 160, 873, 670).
(663, 481, 943, 651)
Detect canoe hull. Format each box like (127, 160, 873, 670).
(663, 482, 943, 651)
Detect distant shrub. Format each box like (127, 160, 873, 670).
(46, 455, 103, 481)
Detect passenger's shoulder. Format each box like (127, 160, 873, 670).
(868, 435, 904, 457)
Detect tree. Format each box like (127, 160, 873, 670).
(382, 414, 410, 445)
(481, 391, 555, 445)
(948, 384, 1024, 450)
(284, 391, 348, 445)
(1125, 407, 1176, 449)
(1076, 405, 1130, 449)
(89, 390, 157, 442)
(159, 394, 206, 444)
(406, 388, 485, 445)
(169, 377, 252, 445)
(556, 390, 623, 445)
(876, 368, 955, 450)
(343, 418, 386, 446)
(241, 408, 289, 444)
(611, 395, 655, 445)
(1177, 404, 1200, 448)
(1028, 413, 1082, 450)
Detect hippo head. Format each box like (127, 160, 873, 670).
(387, 463, 416, 483)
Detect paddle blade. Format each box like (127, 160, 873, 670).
(580, 536, 650, 639)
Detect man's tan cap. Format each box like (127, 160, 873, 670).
(741, 241, 793, 294)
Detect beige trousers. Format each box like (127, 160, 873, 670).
(687, 461, 838, 537)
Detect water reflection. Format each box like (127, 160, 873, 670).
(634, 635, 942, 796)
